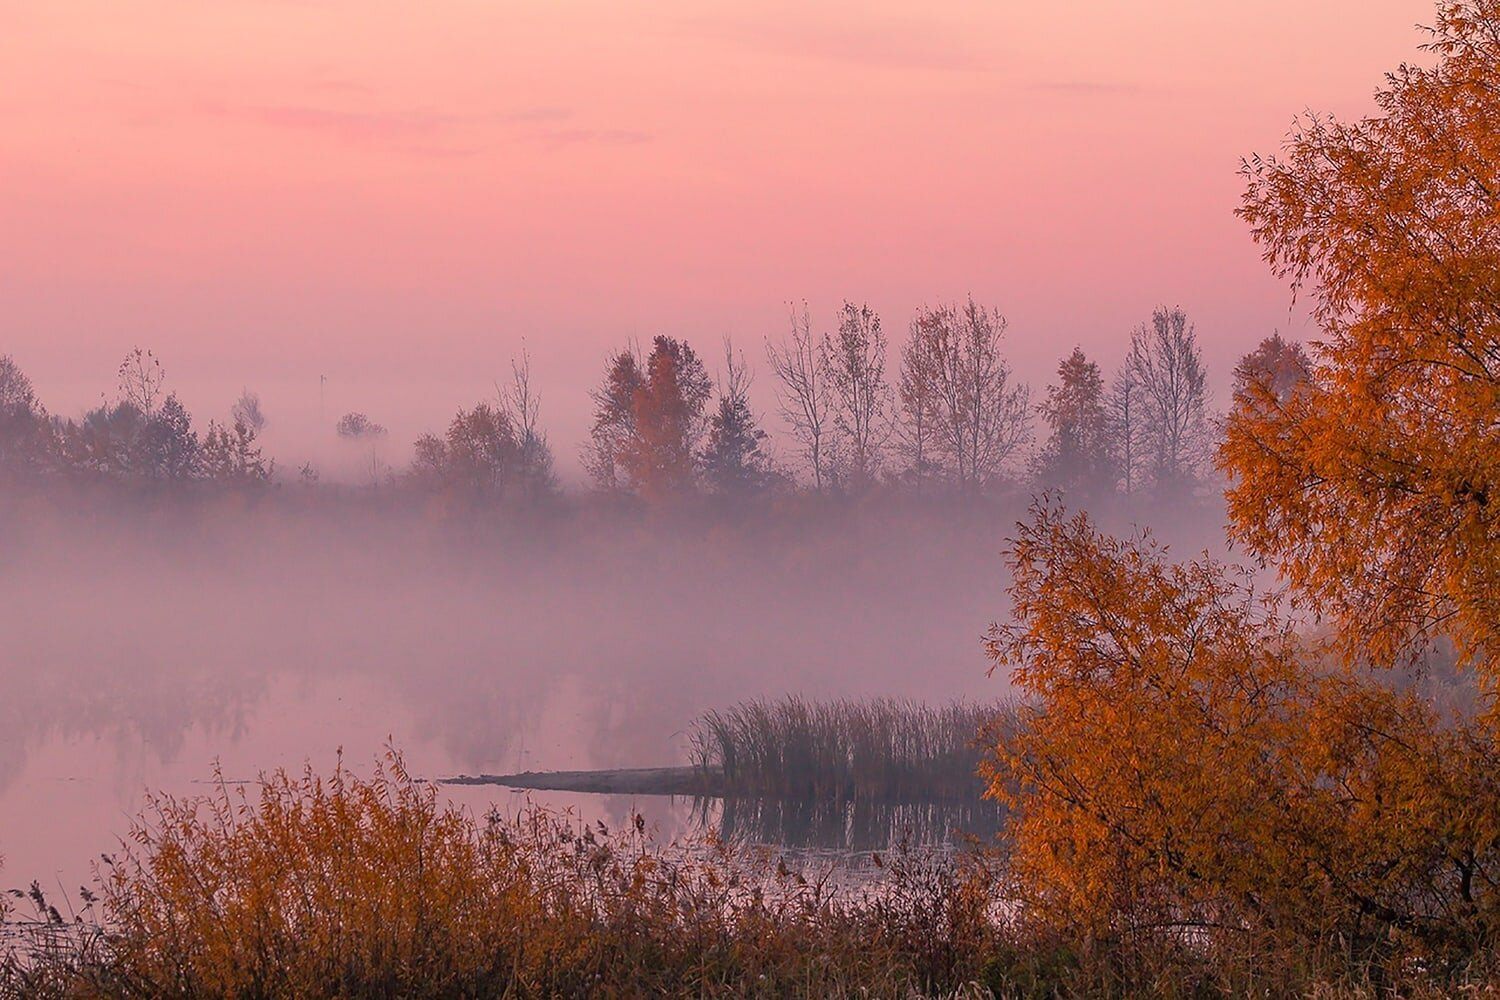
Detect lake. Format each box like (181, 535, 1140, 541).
(0, 502, 1020, 897)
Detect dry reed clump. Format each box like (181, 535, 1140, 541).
(688, 696, 1010, 802)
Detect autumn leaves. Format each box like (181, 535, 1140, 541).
(985, 0, 1500, 972)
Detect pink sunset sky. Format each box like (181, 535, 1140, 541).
(1, 0, 1430, 477)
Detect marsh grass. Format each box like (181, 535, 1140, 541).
(688, 696, 1010, 802)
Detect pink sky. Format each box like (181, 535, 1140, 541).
(0, 0, 1430, 476)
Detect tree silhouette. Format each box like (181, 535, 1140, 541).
(700, 340, 774, 499)
(1125, 306, 1210, 496)
(621, 336, 711, 502)
(117, 347, 165, 416)
(0, 355, 50, 481)
(139, 394, 199, 482)
(766, 303, 832, 492)
(904, 299, 1029, 492)
(1034, 348, 1111, 499)
(586, 336, 710, 501)
(584, 349, 644, 494)
(230, 390, 267, 434)
(336, 412, 386, 440)
(822, 301, 890, 491)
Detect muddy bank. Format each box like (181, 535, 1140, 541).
(444, 766, 723, 796)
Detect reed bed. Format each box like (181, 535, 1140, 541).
(688, 696, 1010, 803)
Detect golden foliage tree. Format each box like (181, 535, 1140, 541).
(984, 504, 1500, 966)
(986, 4, 1500, 980)
(1223, 0, 1500, 675)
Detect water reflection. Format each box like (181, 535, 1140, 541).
(0, 650, 265, 797)
(461, 788, 1002, 856)
(704, 796, 1003, 853)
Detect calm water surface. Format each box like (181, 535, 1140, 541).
(0, 509, 1014, 896)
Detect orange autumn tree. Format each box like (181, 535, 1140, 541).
(983, 5, 1500, 973)
(984, 503, 1500, 965)
(1223, 0, 1500, 676)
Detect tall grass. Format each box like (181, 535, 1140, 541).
(688, 696, 1009, 802)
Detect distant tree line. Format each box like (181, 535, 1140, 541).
(576, 299, 1269, 508)
(0, 302, 1308, 511)
(0, 348, 271, 490)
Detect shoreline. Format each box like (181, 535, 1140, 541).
(442, 765, 722, 797)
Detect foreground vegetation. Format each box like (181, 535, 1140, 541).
(4, 754, 1499, 1000)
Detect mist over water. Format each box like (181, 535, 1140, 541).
(0, 490, 1227, 890)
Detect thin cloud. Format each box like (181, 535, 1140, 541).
(536, 127, 654, 149)
(202, 102, 462, 142)
(504, 107, 574, 124)
(1028, 80, 1143, 96)
(304, 75, 376, 97)
(393, 143, 487, 160)
(678, 13, 998, 72)
(202, 101, 646, 155)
